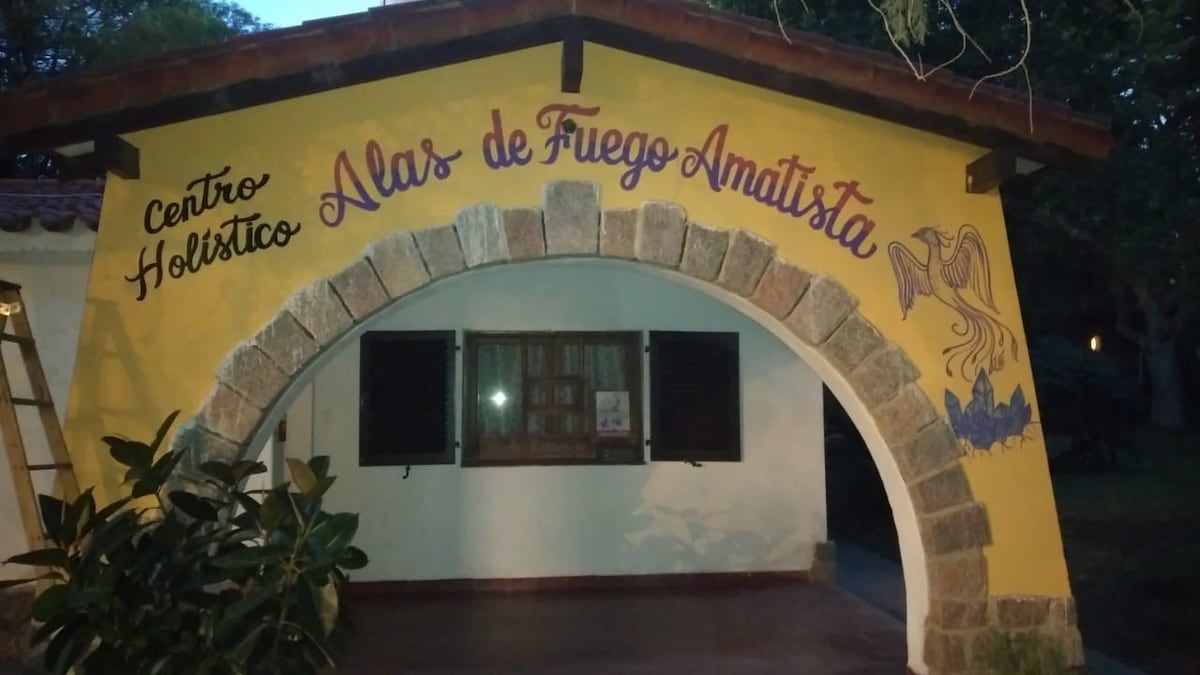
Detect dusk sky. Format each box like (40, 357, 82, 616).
(236, 0, 383, 28)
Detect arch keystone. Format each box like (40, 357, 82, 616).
(634, 201, 686, 267)
(600, 208, 637, 259)
(502, 207, 546, 260)
(457, 204, 510, 267)
(284, 280, 353, 346)
(785, 275, 857, 344)
(679, 222, 729, 281)
(716, 229, 774, 296)
(543, 180, 600, 255)
(413, 224, 466, 279)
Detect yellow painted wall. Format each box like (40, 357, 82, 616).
(66, 43, 1068, 597)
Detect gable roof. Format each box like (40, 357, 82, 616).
(0, 0, 1111, 168)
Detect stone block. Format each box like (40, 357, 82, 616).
(750, 256, 811, 319)
(895, 419, 961, 482)
(785, 275, 857, 344)
(635, 201, 687, 267)
(414, 224, 465, 279)
(872, 383, 938, 445)
(172, 418, 244, 465)
(503, 207, 546, 260)
(1046, 596, 1078, 629)
(716, 229, 774, 296)
(993, 596, 1052, 628)
(911, 465, 975, 514)
(365, 231, 431, 298)
(0, 588, 32, 625)
(283, 280, 353, 346)
(928, 552, 989, 599)
(920, 502, 992, 556)
(253, 311, 318, 376)
(543, 180, 600, 255)
(215, 341, 288, 409)
(821, 312, 886, 375)
(457, 203, 510, 267)
(198, 382, 263, 445)
(924, 628, 968, 673)
(679, 223, 729, 281)
(809, 541, 837, 584)
(328, 257, 389, 320)
(927, 598, 988, 630)
(600, 208, 637, 259)
(849, 344, 920, 409)
(1059, 625, 1086, 667)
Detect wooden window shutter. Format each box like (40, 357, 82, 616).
(648, 331, 742, 462)
(359, 330, 456, 466)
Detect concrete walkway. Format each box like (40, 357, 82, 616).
(834, 541, 1147, 675)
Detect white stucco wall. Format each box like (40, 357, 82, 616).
(0, 230, 94, 579)
(281, 259, 826, 582)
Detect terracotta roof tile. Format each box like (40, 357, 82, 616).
(0, 179, 104, 233)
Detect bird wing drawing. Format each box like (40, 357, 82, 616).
(887, 242, 933, 319)
(887, 224, 1020, 381)
(940, 224, 999, 314)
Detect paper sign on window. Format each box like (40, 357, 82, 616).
(595, 391, 631, 437)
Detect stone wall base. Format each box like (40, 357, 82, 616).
(925, 595, 1085, 674)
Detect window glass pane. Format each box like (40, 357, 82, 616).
(585, 343, 627, 391)
(559, 341, 581, 376)
(527, 342, 547, 377)
(477, 342, 522, 435)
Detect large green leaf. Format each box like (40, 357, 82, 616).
(150, 410, 181, 454)
(199, 461, 236, 485)
(338, 546, 369, 571)
(209, 544, 292, 569)
(104, 436, 155, 469)
(308, 456, 331, 479)
(31, 584, 69, 622)
(309, 513, 358, 554)
(286, 458, 318, 495)
(169, 491, 220, 522)
(216, 583, 276, 637)
(37, 493, 66, 546)
(230, 460, 267, 482)
(60, 488, 96, 548)
(5, 547, 69, 569)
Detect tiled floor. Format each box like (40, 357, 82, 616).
(333, 583, 907, 674)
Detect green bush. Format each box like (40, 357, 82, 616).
(1, 411, 368, 675)
(974, 629, 1072, 675)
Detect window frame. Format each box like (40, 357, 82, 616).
(461, 330, 645, 467)
(647, 330, 743, 463)
(358, 329, 458, 467)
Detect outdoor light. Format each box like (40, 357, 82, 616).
(490, 390, 508, 407)
(1089, 334, 1102, 352)
(0, 301, 22, 316)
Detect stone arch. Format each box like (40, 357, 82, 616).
(172, 180, 998, 674)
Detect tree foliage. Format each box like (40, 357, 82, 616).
(712, 0, 1199, 430)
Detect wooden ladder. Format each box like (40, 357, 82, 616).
(0, 279, 79, 551)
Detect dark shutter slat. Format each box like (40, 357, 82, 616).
(649, 331, 742, 462)
(359, 330, 456, 466)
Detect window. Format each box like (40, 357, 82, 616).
(462, 332, 642, 466)
(359, 330, 456, 466)
(648, 331, 742, 462)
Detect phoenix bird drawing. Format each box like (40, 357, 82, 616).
(888, 224, 1019, 381)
